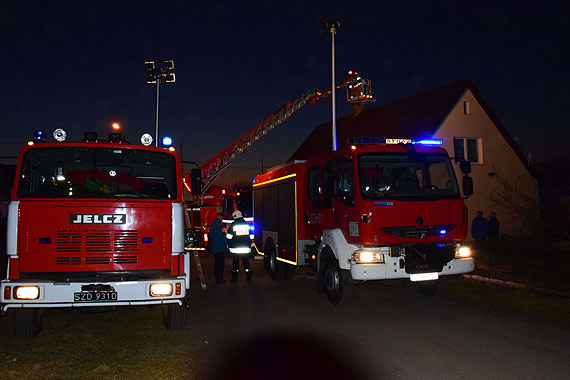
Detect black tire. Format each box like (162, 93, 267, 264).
(324, 260, 352, 305)
(14, 308, 42, 338)
(267, 243, 280, 281)
(162, 301, 189, 331)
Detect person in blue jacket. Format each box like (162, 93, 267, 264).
(471, 210, 488, 240)
(210, 218, 227, 283)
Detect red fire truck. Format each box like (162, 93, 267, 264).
(1, 130, 191, 336)
(252, 138, 475, 304)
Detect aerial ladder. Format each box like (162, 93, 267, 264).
(184, 70, 373, 288)
(194, 70, 373, 194)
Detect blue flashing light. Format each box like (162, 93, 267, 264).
(249, 224, 255, 232)
(39, 237, 51, 244)
(33, 131, 47, 143)
(439, 229, 447, 235)
(348, 137, 443, 146)
(412, 139, 443, 145)
(162, 136, 173, 147)
(142, 237, 153, 244)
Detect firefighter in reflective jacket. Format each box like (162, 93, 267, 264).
(226, 210, 253, 281)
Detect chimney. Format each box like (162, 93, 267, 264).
(352, 103, 364, 118)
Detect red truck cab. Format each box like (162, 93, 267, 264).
(1, 132, 190, 336)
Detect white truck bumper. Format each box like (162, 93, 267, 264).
(350, 256, 474, 281)
(0, 277, 188, 311)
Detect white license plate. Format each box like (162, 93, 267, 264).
(74, 291, 118, 302)
(410, 272, 438, 282)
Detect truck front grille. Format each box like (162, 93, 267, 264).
(56, 256, 81, 265)
(56, 231, 82, 252)
(114, 231, 138, 251)
(114, 255, 138, 264)
(380, 225, 456, 239)
(85, 256, 111, 264)
(56, 230, 139, 252)
(86, 231, 112, 252)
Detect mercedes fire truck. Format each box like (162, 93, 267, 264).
(1, 130, 190, 336)
(252, 138, 475, 304)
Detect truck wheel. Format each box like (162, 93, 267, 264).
(162, 301, 189, 331)
(267, 245, 280, 281)
(14, 308, 43, 338)
(324, 260, 352, 305)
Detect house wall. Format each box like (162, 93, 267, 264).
(435, 89, 538, 239)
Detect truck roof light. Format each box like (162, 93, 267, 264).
(412, 139, 443, 145)
(109, 133, 123, 143)
(162, 136, 173, 147)
(33, 131, 46, 143)
(141, 133, 153, 146)
(347, 137, 443, 146)
(53, 128, 67, 142)
(83, 132, 98, 142)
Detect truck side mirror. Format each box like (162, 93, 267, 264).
(460, 160, 471, 174)
(190, 168, 201, 196)
(462, 175, 473, 197)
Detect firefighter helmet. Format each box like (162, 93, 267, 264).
(232, 210, 242, 219)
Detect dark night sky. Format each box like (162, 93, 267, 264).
(1, 0, 569, 185)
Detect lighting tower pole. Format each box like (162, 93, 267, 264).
(319, 14, 348, 151)
(145, 60, 176, 147)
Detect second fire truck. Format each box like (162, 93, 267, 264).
(252, 138, 475, 304)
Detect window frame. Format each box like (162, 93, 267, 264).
(453, 137, 483, 164)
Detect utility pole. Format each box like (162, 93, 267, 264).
(145, 60, 176, 147)
(319, 13, 348, 151)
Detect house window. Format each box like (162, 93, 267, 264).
(463, 101, 471, 115)
(453, 137, 482, 164)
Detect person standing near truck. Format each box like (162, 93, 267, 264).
(226, 210, 253, 282)
(488, 211, 500, 239)
(210, 218, 227, 283)
(471, 210, 489, 240)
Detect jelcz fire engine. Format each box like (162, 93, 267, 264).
(252, 138, 475, 304)
(1, 130, 190, 336)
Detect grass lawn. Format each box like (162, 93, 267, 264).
(0, 306, 199, 380)
(446, 276, 570, 327)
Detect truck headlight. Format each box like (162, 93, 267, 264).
(14, 286, 40, 300)
(455, 245, 471, 258)
(149, 283, 173, 297)
(352, 249, 384, 263)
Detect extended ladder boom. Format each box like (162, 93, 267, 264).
(199, 70, 371, 192)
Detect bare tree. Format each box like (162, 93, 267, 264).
(486, 174, 569, 238)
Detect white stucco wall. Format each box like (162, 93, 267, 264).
(435, 89, 538, 238)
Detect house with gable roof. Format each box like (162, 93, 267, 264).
(290, 79, 537, 238)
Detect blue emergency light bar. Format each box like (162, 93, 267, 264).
(347, 137, 443, 146)
(33, 131, 47, 143)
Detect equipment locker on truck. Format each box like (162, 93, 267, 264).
(1, 129, 191, 336)
(253, 138, 475, 304)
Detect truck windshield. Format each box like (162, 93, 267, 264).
(358, 153, 459, 200)
(17, 147, 177, 200)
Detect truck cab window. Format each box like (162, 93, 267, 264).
(307, 167, 321, 202)
(337, 158, 354, 202)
